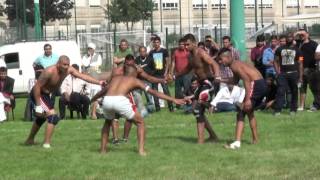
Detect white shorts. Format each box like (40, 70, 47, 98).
(102, 96, 135, 120)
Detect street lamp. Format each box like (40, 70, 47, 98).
(74, 0, 77, 42)
(254, 0, 258, 31)
(260, 0, 264, 28)
(219, 0, 222, 45)
(179, 0, 182, 36)
(201, 0, 204, 27)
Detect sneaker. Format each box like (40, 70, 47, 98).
(297, 107, 304, 111)
(308, 106, 317, 112)
(273, 112, 281, 116)
(121, 138, 128, 143)
(290, 111, 296, 116)
(224, 141, 240, 149)
(43, 143, 51, 149)
(112, 139, 120, 145)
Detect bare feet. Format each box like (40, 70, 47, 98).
(139, 150, 147, 156)
(207, 137, 219, 143)
(24, 139, 36, 146)
(100, 149, 107, 154)
(252, 139, 258, 144)
(91, 115, 97, 120)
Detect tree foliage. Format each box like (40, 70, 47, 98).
(4, 0, 73, 27)
(107, 0, 153, 30)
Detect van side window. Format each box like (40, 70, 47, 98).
(4, 53, 20, 69)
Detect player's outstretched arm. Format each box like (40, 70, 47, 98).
(91, 86, 108, 103)
(69, 66, 104, 85)
(147, 88, 185, 105)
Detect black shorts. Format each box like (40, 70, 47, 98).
(194, 79, 214, 103)
(238, 79, 267, 119)
(30, 88, 55, 113)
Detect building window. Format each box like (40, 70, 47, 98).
(162, 2, 178, 10)
(304, 0, 319, 8)
(89, 0, 100, 7)
(154, 3, 159, 10)
(193, 0, 208, 9)
(211, 0, 226, 9)
(90, 25, 101, 33)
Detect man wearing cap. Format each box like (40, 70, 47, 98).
(82, 43, 102, 74)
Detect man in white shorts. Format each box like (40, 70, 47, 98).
(91, 65, 185, 156)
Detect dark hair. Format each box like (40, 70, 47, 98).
(120, 39, 128, 44)
(217, 47, 231, 57)
(205, 35, 212, 39)
(198, 41, 205, 47)
(0, 66, 7, 72)
(183, 33, 197, 43)
(125, 54, 135, 61)
(138, 46, 146, 52)
(44, 44, 52, 49)
(153, 36, 161, 42)
(72, 64, 79, 71)
(279, 34, 287, 40)
(270, 35, 278, 40)
(256, 34, 265, 42)
(178, 38, 185, 44)
(124, 64, 137, 75)
(222, 36, 231, 41)
(191, 76, 198, 83)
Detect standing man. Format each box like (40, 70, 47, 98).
(24, 56, 104, 148)
(81, 42, 102, 74)
(113, 39, 133, 67)
(294, 30, 318, 111)
(135, 46, 156, 112)
(251, 35, 267, 78)
(310, 44, 320, 110)
(262, 35, 278, 78)
(34, 44, 59, 69)
(170, 38, 192, 109)
(82, 42, 103, 119)
(149, 36, 174, 112)
(218, 48, 267, 149)
(182, 34, 221, 144)
(273, 34, 304, 115)
(222, 36, 240, 61)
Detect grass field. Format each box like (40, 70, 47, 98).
(1, 98, 320, 180)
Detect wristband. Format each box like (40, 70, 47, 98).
(215, 76, 222, 80)
(35, 105, 44, 114)
(145, 86, 150, 92)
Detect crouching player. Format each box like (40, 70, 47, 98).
(91, 65, 185, 156)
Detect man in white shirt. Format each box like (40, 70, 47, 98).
(82, 43, 102, 74)
(210, 84, 245, 112)
(59, 64, 91, 119)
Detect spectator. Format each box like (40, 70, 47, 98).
(82, 43, 103, 119)
(308, 44, 320, 111)
(183, 76, 199, 114)
(170, 38, 192, 109)
(222, 36, 240, 60)
(198, 42, 205, 50)
(59, 64, 90, 119)
(273, 34, 303, 115)
(81, 43, 102, 74)
(210, 84, 245, 112)
(259, 75, 277, 110)
(149, 36, 174, 112)
(294, 30, 318, 111)
(0, 66, 14, 122)
(204, 35, 219, 57)
(113, 39, 133, 67)
(135, 46, 156, 112)
(262, 35, 278, 78)
(34, 44, 59, 69)
(251, 34, 267, 78)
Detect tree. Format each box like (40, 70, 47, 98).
(4, 0, 73, 27)
(107, 0, 153, 31)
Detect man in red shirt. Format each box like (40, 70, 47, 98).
(170, 38, 192, 109)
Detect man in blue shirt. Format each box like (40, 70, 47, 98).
(34, 44, 59, 69)
(262, 35, 278, 77)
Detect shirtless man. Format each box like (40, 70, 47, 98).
(180, 33, 221, 144)
(25, 56, 104, 148)
(91, 65, 185, 155)
(98, 54, 167, 143)
(218, 48, 267, 149)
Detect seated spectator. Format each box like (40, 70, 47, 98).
(258, 75, 277, 110)
(210, 84, 245, 112)
(183, 77, 200, 114)
(59, 64, 90, 119)
(0, 66, 15, 122)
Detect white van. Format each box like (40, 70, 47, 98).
(0, 40, 82, 93)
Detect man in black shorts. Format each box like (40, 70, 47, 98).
(218, 48, 267, 149)
(24, 56, 104, 148)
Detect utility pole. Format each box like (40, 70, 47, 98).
(260, 0, 264, 28)
(179, 0, 182, 36)
(201, 0, 204, 27)
(34, 0, 42, 40)
(219, 0, 222, 45)
(160, 0, 163, 32)
(74, 0, 78, 42)
(254, 0, 258, 31)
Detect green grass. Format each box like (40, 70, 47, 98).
(1, 98, 320, 180)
